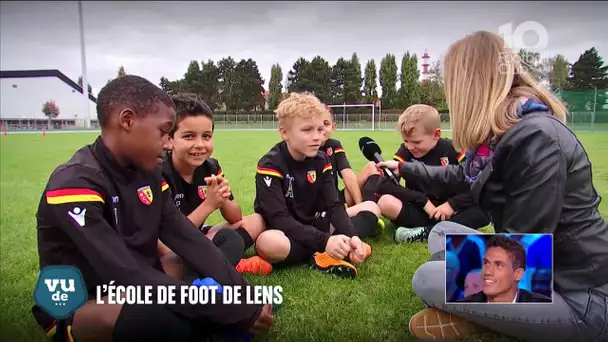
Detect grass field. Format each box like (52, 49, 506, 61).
(1, 130, 607, 341)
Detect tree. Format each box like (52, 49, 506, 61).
(287, 57, 312, 93)
(117, 65, 127, 78)
(199, 59, 221, 110)
(345, 53, 363, 103)
(42, 100, 60, 129)
(330, 57, 351, 104)
(518, 49, 544, 82)
(567, 47, 608, 90)
(379, 54, 398, 109)
(182, 60, 202, 95)
(307, 56, 332, 103)
(548, 54, 570, 91)
(399, 52, 421, 108)
(420, 60, 446, 111)
(231, 59, 265, 111)
(77, 76, 92, 95)
(363, 59, 379, 103)
(159, 77, 184, 95)
(217, 57, 237, 110)
(268, 64, 283, 110)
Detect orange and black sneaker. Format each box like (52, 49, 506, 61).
(309, 252, 357, 278)
(236, 256, 273, 276)
(408, 308, 479, 340)
(363, 242, 372, 259)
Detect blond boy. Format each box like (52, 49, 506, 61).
(370, 105, 489, 243)
(253, 93, 381, 278)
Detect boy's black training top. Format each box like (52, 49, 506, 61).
(393, 138, 474, 211)
(35, 136, 261, 332)
(161, 153, 233, 218)
(253, 141, 355, 252)
(320, 138, 351, 191)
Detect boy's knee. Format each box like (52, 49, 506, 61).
(255, 230, 290, 262)
(242, 213, 266, 239)
(412, 262, 446, 308)
(360, 201, 381, 217)
(377, 195, 400, 218)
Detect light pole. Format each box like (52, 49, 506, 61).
(78, 1, 90, 128)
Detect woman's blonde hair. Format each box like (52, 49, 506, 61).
(443, 30, 567, 151)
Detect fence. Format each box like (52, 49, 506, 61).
(2, 89, 607, 132)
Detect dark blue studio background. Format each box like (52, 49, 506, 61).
(445, 234, 553, 302)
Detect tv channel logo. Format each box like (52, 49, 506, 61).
(33, 266, 87, 320)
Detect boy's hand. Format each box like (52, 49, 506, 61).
(432, 202, 455, 221)
(423, 200, 438, 217)
(250, 304, 273, 335)
(376, 160, 400, 173)
(348, 236, 366, 264)
(325, 235, 351, 260)
(203, 175, 227, 209)
(217, 178, 232, 200)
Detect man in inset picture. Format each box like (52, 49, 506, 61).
(459, 235, 552, 303)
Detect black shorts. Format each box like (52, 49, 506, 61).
(392, 203, 490, 230)
(32, 305, 75, 342)
(276, 213, 373, 267)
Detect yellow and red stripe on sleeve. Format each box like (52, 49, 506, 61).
(334, 147, 345, 154)
(161, 181, 169, 192)
(46, 189, 104, 205)
(322, 163, 332, 173)
(216, 168, 224, 177)
(394, 154, 406, 163)
(457, 152, 465, 163)
(257, 167, 284, 179)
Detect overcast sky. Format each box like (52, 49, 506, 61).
(1, 1, 606, 96)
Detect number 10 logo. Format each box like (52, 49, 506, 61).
(499, 21, 549, 51)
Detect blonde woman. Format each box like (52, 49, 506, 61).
(378, 31, 608, 341)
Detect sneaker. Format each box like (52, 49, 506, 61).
(408, 308, 478, 340)
(236, 256, 273, 276)
(373, 218, 386, 236)
(363, 242, 372, 259)
(394, 226, 429, 243)
(309, 252, 357, 278)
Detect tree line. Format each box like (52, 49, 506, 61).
(76, 47, 607, 115)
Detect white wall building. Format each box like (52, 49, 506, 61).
(0, 69, 97, 130)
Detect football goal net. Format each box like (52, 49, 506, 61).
(327, 103, 377, 131)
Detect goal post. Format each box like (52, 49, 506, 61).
(326, 103, 377, 131)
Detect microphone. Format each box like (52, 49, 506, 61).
(358, 137, 399, 185)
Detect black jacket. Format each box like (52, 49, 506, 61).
(253, 141, 355, 252)
(459, 289, 552, 303)
(36, 136, 262, 332)
(397, 111, 608, 291)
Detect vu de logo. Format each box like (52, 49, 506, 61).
(33, 266, 87, 320)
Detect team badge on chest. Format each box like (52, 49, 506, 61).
(327, 147, 333, 156)
(137, 185, 153, 205)
(440, 157, 449, 167)
(198, 185, 208, 200)
(306, 170, 317, 184)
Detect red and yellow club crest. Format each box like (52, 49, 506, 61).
(440, 157, 449, 167)
(137, 185, 153, 205)
(198, 185, 208, 200)
(306, 170, 317, 184)
(327, 147, 333, 156)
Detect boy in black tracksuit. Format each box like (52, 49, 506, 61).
(159, 93, 271, 277)
(253, 93, 380, 278)
(32, 76, 272, 342)
(375, 104, 489, 243)
(320, 106, 383, 225)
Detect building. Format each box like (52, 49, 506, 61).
(0, 69, 97, 130)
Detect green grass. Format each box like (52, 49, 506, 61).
(1, 130, 607, 341)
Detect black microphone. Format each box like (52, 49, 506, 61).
(358, 137, 399, 185)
